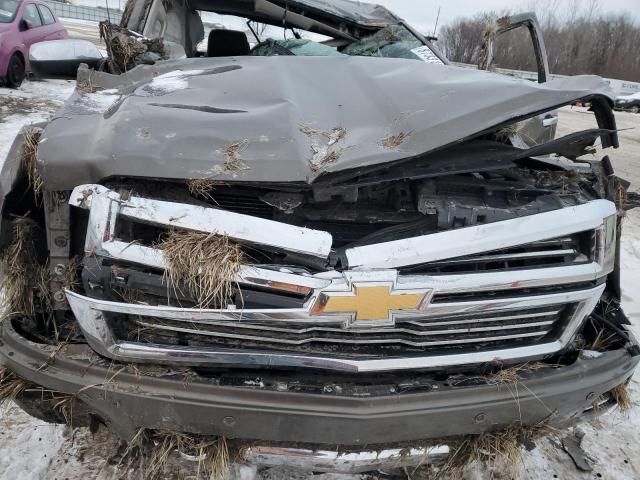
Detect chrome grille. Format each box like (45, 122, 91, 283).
(65, 185, 617, 372)
(126, 305, 565, 353)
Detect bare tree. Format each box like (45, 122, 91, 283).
(438, 1, 640, 82)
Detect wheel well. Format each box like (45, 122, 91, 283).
(12, 50, 25, 64)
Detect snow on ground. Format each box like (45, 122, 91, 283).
(0, 79, 75, 161)
(0, 83, 639, 479)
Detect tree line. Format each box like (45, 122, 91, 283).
(437, 0, 640, 82)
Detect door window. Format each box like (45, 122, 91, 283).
(23, 3, 43, 27)
(37, 4, 55, 25)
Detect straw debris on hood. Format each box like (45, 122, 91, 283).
(158, 230, 244, 308)
(0, 217, 49, 319)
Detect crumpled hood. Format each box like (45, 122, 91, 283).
(39, 56, 614, 191)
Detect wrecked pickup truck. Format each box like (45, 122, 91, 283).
(0, 0, 638, 476)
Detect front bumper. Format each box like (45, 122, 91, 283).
(1, 318, 637, 451)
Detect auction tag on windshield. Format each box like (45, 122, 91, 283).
(411, 46, 444, 65)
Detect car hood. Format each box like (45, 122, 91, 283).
(38, 56, 615, 191)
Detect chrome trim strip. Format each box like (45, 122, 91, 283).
(429, 248, 577, 264)
(101, 238, 607, 295)
(345, 200, 616, 268)
(66, 285, 600, 324)
(69, 184, 332, 258)
(100, 241, 331, 292)
(244, 445, 450, 473)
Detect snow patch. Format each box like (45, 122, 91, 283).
(135, 69, 204, 96)
(75, 91, 121, 114)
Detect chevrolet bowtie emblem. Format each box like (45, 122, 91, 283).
(311, 283, 431, 327)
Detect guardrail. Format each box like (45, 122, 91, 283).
(45, 0, 122, 24)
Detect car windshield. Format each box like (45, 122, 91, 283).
(251, 38, 344, 57)
(0, 0, 18, 23)
(251, 25, 444, 63)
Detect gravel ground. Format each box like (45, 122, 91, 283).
(0, 80, 639, 479)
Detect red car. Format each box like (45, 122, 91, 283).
(0, 0, 67, 87)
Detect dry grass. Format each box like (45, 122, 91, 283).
(126, 429, 236, 480)
(62, 256, 81, 291)
(22, 130, 43, 198)
(438, 422, 554, 480)
(589, 326, 619, 351)
(0, 368, 28, 407)
(158, 230, 244, 308)
(0, 217, 49, 318)
(310, 149, 341, 172)
(99, 21, 165, 74)
(495, 123, 520, 141)
(187, 178, 218, 201)
(381, 132, 409, 150)
(224, 141, 249, 172)
(300, 124, 348, 172)
(486, 362, 549, 386)
(299, 124, 346, 143)
(610, 383, 633, 412)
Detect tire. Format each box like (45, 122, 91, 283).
(4, 54, 25, 88)
(631, 105, 639, 114)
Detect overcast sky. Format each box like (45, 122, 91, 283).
(374, 0, 640, 34)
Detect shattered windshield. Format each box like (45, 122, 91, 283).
(344, 25, 444, 63)
(0, 0, 18, 23)
(251, 26, 444, 63)
(251, 38, 344, 56)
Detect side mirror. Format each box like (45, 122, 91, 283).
(20, 19, 33, 31)
(29, 39, 103, 79)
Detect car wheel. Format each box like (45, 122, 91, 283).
(631, 105, 639, 114)
(5, 54, 25, 88)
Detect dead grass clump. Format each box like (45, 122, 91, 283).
(224, 141, 249, 172)
(52, 394, 75, 426)
(495, 123, 520, 141)
(439, 422, 553, 480)
(22, 130, 43, 198)
(62, 256, 81, 291)
(100, 21, 165, 74)
(300, 124, 348, 172)
(381, 132, 408, 150)
(310, 148, 341, 172)
(126, 429, 236, 480)
(588, 326, 618, 351)
(0, 217, 49, 318)
(610, 383, 633, 412)
(0, 368, 28, 407)
(486, 362, 548, 386)
(188, 178, 218, 201)
(158, 230, 244, 308)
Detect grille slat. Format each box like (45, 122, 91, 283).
(401, 234, 588, 274)
(128, 305, 565, 351)
(135, 319, 552, 347)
